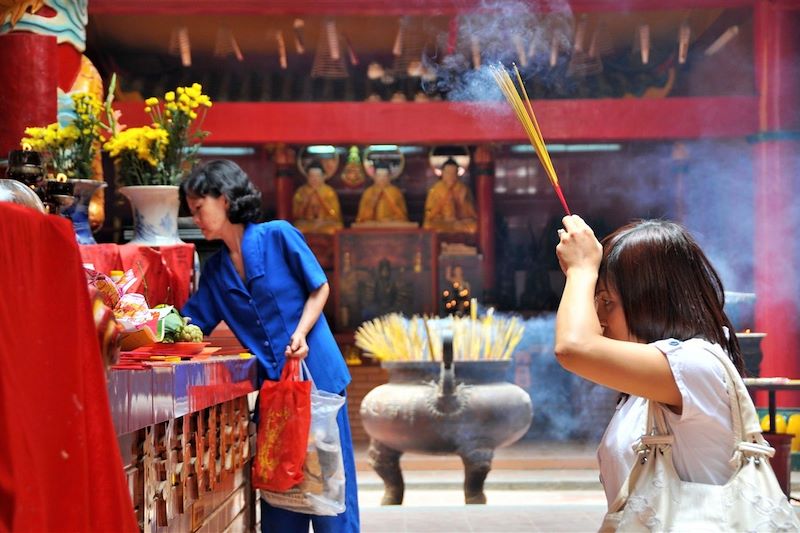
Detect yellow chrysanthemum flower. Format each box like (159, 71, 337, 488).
(104, 81, 211, 185)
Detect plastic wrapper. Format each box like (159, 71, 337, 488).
(85, 268, 137, 310)
(261, 361, 346, 516)
(84, 267, 171, 349)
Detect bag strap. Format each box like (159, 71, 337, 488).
(280, 357, 302, 381)
(299, 359, 319, 393)
(643, 341, 773, 455)
(698, 343, 774, 457)
(646, 399, 671, 439)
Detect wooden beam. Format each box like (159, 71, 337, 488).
(89, 0, 755, 16)
(113, 98, 758, 145)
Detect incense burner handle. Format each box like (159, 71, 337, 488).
(438, 331, 455, 398)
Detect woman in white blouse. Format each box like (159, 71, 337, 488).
(553, 216, 745, 507)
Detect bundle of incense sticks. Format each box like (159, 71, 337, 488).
(489, 64, 571, 215)
(354, 313, 524, 362)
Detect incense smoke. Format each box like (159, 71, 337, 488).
(506, 313, 616, 442)
(424, 0, 574, 102)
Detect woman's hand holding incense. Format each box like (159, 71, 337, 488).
(556, 215, 602, 276)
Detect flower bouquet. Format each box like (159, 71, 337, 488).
(104, 83, 212, 187)
(21, 91, 106, 181)
(103, 83, 212, 245)
(20, 89, 113, 242)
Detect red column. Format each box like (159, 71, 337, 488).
(752, 1, 800, 397)
(273, 145, 295, 221)
(0, 34, 58, 158)
(474, 145, 495, 299)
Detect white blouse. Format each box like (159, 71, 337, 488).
(596, 338, 737, 508)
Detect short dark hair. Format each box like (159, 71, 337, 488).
(307, 160, 325, 173)
(599, 220, 744, 374)
(441, 158, 459, 170)
(181, 160, 262, 224)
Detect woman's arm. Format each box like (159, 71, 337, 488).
(180, 263, 222, 336)
(555, 215, 682, 409)
(285, 282, 329, 359)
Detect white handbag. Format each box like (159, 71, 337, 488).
(600, 344, 800, 532)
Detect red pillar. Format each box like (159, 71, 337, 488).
(752, 1, 800, 398)
(0, 34, 58, 158)
(474, 145, 495, 299)
(273, 145, 295, 221)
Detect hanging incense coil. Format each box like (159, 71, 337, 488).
(214, 28, 243, 61)
(169, 27, 192, 67)
(389, 17, 429, 78)
(311, 19, 348, 79)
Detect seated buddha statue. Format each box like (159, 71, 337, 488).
(291, 161, 343, 235)
(355, 162, 409, 224)
(423, 158, 478, 234)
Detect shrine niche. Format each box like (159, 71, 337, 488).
(423, 146, 477, 235)
(292, 146, 343, 269)
(353, 146, 416, 228)
(333, 229, 436, 330)
(292, 160, 344, 235)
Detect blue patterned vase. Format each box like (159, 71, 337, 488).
(65, 179, 106, 245)
(119, 185, 183, 245)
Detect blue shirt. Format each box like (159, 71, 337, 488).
(181, 221, 351, 393)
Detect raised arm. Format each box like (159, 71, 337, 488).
(554, 215, 682, 409)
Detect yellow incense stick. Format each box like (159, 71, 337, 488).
(512, 64, 559, 187)
(490, 64, 572, 215)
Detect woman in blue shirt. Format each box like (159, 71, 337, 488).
(180, 160, 359, 533)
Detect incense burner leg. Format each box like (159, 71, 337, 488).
(460, 446, 494, 504)
(367, 439, 405, 505)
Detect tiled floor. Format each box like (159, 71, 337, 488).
(351, 441, 800, 532)
(359, 492, 607, 533)
(355, 442, 607, 532)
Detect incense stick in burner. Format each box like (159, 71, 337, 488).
(490, 64, 571, 215)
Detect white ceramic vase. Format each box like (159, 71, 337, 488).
(118, 185, 183, 245)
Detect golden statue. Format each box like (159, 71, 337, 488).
(423, 158, 477, 233)
(355, 164, 409, 224)
(292, 162, 343, 235)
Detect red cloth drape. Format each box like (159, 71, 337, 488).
(0, 204, 137, 532)
(79, 242, 196, 308)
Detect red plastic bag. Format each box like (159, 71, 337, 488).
(252, 358, 312, 491)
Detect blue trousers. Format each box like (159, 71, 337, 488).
(260, 395, 360, 533)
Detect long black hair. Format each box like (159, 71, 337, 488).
(599, 220, 744, 374)
(181, 159, 262, 224)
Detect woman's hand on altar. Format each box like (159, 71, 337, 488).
(285, 332, 309, 359)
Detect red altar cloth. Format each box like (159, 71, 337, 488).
(79, 242, 196, 308)
(0, 204, 137, 532)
